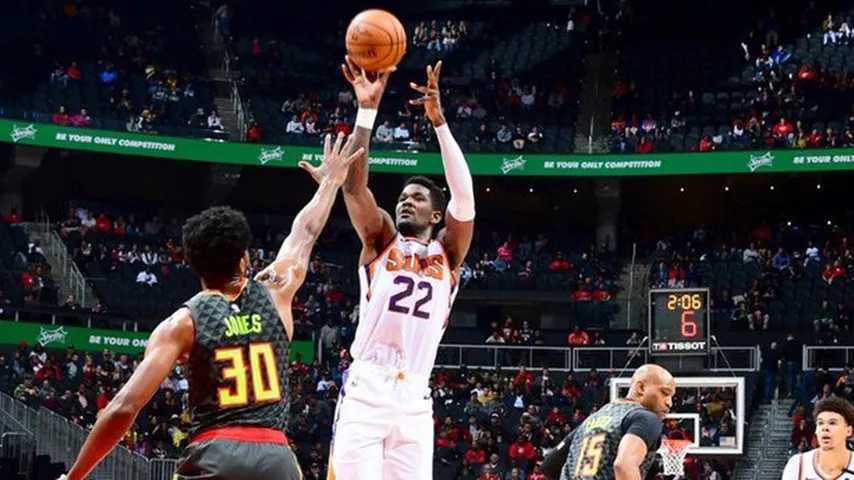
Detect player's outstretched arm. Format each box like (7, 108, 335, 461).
(339, 56, 397, 264)
(255, 133, 363, 337)
(409, 60, 474, 270)
(63, 311, 194, 480)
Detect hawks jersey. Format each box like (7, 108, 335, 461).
(182, 279, 290, 437)
(561, 402, 661, 480)
(351, 234, 459, 376)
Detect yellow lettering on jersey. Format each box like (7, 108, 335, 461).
(584, 415, 612, 432)
(224, 314, 263, 337)
(384, 248, 445, 280)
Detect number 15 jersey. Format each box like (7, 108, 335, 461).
(351, 234, 459, 376)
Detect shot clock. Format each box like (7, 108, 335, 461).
(648, 288, 710, 354)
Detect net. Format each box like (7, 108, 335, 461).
(658, 438, 692, 476)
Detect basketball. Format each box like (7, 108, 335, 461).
(345, 9, 407, 72)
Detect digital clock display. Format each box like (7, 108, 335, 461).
(649, 289, 710, 355)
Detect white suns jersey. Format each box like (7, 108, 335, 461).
(782, 449, 854, 480)
(351, 234, 459, 376)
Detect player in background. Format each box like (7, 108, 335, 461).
(58, 133, 363, 480)
(542, 364, 675, 480)
(314, 57, 474, 479)
(782, 397, 854, 480)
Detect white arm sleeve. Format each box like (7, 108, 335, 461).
(781, 454, 800, 480)
(435, 124, 475, 222)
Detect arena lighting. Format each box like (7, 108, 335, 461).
(485, 187, 491, 193)
(572, 188, 578, 194)
(770, 185, 775, 191)
(529, 187, 534, 193)
(679, 187, 685, 193)
(787, 221, 792, 226)
(816, 184, 822, 190)
(828, 220, 833, 225)
(724, 186, 730, 191)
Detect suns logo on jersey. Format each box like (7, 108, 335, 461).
(384, 247, 445, 280)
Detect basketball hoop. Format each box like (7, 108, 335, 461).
(658, 438, 692, 476)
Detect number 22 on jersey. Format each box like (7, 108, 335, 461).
(214, 342, 281, 408)
(574, 432, 607, 477)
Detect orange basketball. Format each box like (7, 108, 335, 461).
(345, 9, 407, 72)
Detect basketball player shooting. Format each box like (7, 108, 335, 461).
(57, 133, 363, 480)
(319, 58, 474, 479)
(542, 364, 675, 480)
(782, 397, 854, 480)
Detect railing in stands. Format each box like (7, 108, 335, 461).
(436, 344, 574, 371)
(0, 392, 177, 480)
(0, 398, 35, 477)
(30, 214, 93, 309)
(573, 346, 760, 372)
(321, 344, 762, 372)
(803, 345, 854, 371)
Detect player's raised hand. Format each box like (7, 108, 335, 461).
(409, 60, 445, 127)
(298, 132, 364, 186)
(341, 55, 396, 110)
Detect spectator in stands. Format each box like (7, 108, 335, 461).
(246, 121, 262, 142)
(496, 124, 512, 144)
(100, 63, 118, 85)
(185, 108, 204, 130)
(50, 64, 68, 88)
(527, 127, 543, 145)
(822, 260, 846, 285)
(286, 115, 305, 134)
(393, 122, 411, 142)
(375, 121, 394, 143)
(512, 127, 526, 151)
(485, 330, 506, 344)
(67, 61, 82, 82)
(636, 136, 653, 153)
(207, 110, 223, 131)
(136, 268, 158, 286)
(823, 14, 839, 45)
(70, 108, 92, 128)
(567, 326, 590, 346)
(761, 341, 781, 402)
(52, 105, 71, 126)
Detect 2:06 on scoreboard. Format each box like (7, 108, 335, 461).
(648, 289, 710, 355)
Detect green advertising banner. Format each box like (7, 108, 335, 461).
(0, 320, 315, 361)
(4, 118, 854, 177)
(0, 320, 150, 354)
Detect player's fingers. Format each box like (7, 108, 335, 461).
(409, 96, 430, 105)
(323, 133, 332, 157)
(378, 66, 397, 84)
(341, 63, 355, 83)
(332, 131, 345, 156)
(409, 82, 428, 94)
(298, 161, 318, 180)
(434, 60, 443, 81)
(345, 56, 363, 80)
(345, 147, 365, 166)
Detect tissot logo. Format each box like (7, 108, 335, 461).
(747, 152, 774, 172)
(258, 146, 284, 165)
(10, 124, 37, 143)
(500, 155, 526, 174)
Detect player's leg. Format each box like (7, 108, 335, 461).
(330, 375, 389, 479)
(381, 405, 434, 480)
